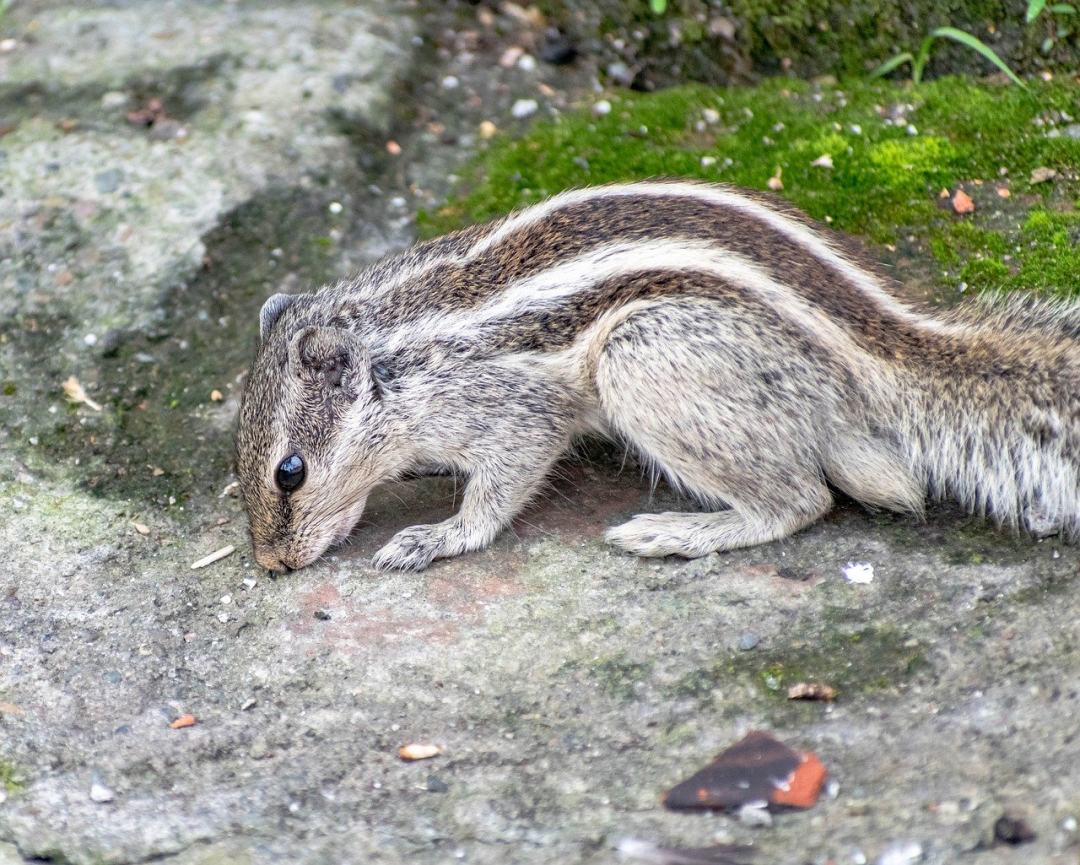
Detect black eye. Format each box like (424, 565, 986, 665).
(275, 453, 306, 493)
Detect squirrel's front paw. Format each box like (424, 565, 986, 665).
(373, 524, 446, 571)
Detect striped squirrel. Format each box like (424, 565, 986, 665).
(236, 180, 1080, 572)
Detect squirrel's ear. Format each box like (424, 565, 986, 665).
(288, 326, 369, 397)
(259, 293, 296, 343)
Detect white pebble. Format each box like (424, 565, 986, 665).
(517, 54, 537, 72)
(328, 201, 343, 214)
(441, 75, 460, 90)
(843, 561, 875, 584)
(906, 124, 918, 136)
(217, 611, 230, 624)
(0, 38, 18, 53)
(83, 333, 98, 346)
(592, 99, 612, 116)
(702, 107, 720, 124)
(848, 123, 863, 135)
(700, 156, 717, 167)
(389, 196, 407, 208)
(220, 594, 232, 606)
(89, 781, 115, 803)
(242, 577, 257, 589)
(511, 98, 539, 119)
(876, 841, 922, 865)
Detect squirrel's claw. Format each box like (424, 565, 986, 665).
(372, 524, 445, 571)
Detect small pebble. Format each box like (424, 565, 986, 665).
(242, 577, 257, 589)
(220, 594, 232, 606)
(993, 814, 1035, 845)
(89, 774, 115, 803)
(606, 61, 634, 86)
(511, 98, 539, 119)
(0, 38, 18, 53)
(592, 99, 612, 116)
(441, 75, 460, 90)
(83, 333, 98, 346)
(426, 775, 450, 793)
(539, 31, 577, 65)
(702, 108, 720, 124)
(905, 124, 918, 136)
(700, 156, 717, 167)
(328, 201, 343, 214)
(737, 632, 760, 651)
(478, 120, 497, 139)
(517, 54, 537, 72)
(314, 609, 331, 621)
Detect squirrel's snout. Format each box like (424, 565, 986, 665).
(254, 548, 297, 573)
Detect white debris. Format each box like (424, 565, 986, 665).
(592, 99, 612, 116)
(811, 153, 834, 168)
(843, 561, 875, 584)
(876, 841, 923, 865)
(511, 98, 539, 119)
(737, 800, 773, 827)
(89, 780, 115, 803)
(701, 156, 717, 167)
(191, 545, 236, 570)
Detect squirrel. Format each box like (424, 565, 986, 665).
(236, 180, 1080, 572)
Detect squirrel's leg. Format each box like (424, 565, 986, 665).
(596, 298, 836, 558)
(373, 396, 573, 571)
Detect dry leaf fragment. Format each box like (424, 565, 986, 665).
(996, 187, 1011, 199)
(0, 701, 25, 717)
(478, 120, 497, 139)
(1029, 166, 1057, 184)
(399, 743, 441, 761)
(939, 188, 951, 199)
(190, 545, 235, 570)
(219, 480, 240, 498)
(810, 154, 833, 169)
(132, 522, 151, 536)
(951, 189, 975, 214)
(209, 389, 223, 402)
(169, 713, 197, 729)
(151, 466, 165, 477)
(385, 140, 402, 156)
(766, 167, 783, 191)
(62, 376, 103, 412)
(787, 682, 838, 701)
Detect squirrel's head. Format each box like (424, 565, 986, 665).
(236, 292, 404, 572)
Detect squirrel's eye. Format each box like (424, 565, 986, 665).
(275, 453, 306, 493)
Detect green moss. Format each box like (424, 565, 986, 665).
(589, 653, 653, 700)
(0, 760, 24, 795)
(1, 381, 15, 396)
(668, 625, 929, 706)
(423, 76, 1080, 297)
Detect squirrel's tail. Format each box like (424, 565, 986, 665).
(903, 294, 1080, 539)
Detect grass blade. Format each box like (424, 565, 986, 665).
(1049, 3, 1076, 13)
(929, 27, 1026, 88)
(869, 52, 914, 79)
(1027, 0, 1048, 21)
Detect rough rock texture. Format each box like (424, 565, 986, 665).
(1, 3, 1079, 865)
(543, 0, 1080, 90)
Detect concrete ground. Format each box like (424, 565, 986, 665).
(1, 3, 1078, 864)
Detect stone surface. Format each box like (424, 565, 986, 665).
(1, 3, 1079, 865)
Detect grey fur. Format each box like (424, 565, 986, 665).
(235, 180, 1080, 572)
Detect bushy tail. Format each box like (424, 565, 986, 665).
(905, 294, 1080, 540)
